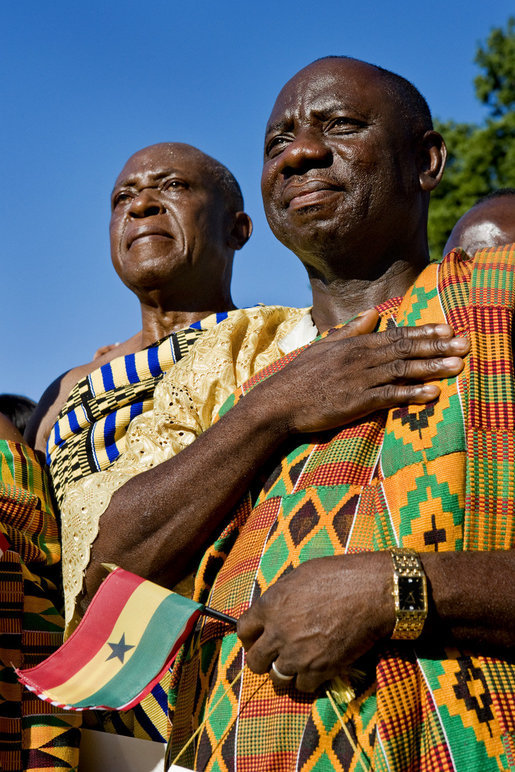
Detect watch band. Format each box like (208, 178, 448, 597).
(390, 547, 428, 640)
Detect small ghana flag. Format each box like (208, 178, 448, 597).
(0, 528, 10, 558)
(16, 566, 226, 711)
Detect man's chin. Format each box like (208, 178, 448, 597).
(272, 211, 343, 252)
(118, 258, 187, 291)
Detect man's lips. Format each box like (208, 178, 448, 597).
(283, 179, 342, 209)
(127, 226, 174, 248)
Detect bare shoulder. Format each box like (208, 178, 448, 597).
(0, 413, 25, 444)
(24, 369, 81, 454)
(25, 335, 141, 454)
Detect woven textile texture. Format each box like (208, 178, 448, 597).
(168, 247, 515, 772)
(47, 312, 231, 510)
(0, 441, 81, 772)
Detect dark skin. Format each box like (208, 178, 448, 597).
(0, 414, 25, 444)
(84, 61, 473, 623)
(25, 142, 252, 454)
(444, 194, 515, 255)
(260, 59, 437, 327)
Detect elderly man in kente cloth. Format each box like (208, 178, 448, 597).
(64, 58, 513, 770)
(26, 142, 305, 745)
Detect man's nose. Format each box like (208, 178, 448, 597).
(276, 131, 332, 174)
(129, 189, 166, 218)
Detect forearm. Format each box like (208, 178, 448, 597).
(422, 550, 515, 651)
(85, 384, 290, 600)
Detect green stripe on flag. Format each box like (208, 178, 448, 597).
(74, 592, 201, 709)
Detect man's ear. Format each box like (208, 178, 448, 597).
(227, 212, 253, 251)
(418, 130, 447, 192)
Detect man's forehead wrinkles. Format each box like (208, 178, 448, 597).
(114, 167, 188, 190)
(266, 95, 370, 136)
(309, 95, 370, 118)
(265, 116, 292, 136)
(113, 175, 137, 190)
(277, 75, 375, 118)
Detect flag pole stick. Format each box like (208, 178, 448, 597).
(201, 606, 237, 626)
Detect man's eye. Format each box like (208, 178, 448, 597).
(162, 179, 188, 191)
(265, 136, 290, 158)
(113, 192, 132, 208)
(327, 117, 363, 133)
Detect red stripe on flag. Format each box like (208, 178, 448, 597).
(19, 568, 145, 687)
(0, 531, 10, 557)
(17, 570, 204, 712)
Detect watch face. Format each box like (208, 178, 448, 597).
(398, 576, 425, 611)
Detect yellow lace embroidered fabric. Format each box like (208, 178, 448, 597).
(61, 305, 307, 630)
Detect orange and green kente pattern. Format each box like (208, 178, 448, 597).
(0, 441, 81, 772)
(168, 246, 515, 771)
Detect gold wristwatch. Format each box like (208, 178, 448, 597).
(390, 547, 428, 640)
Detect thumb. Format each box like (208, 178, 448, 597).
(336, 308, 379, 339)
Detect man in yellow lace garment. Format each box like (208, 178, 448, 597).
(26, 141, 256, 507)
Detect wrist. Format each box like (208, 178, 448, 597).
(374, 551, 397, 640)
(243, 379, 296, 440)
(389, 547, 428, 640)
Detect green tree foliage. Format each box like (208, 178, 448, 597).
(428, 17, 515, 259)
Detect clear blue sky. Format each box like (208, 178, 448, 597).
(1, 0, 512, 401)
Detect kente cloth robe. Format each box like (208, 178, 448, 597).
(0, 440, 81, 772)
(167, 247, 515, 772)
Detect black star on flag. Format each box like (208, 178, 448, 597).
(106, 633, 135, 663)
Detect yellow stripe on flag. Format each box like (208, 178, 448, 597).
(41, 579, 171, 704)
